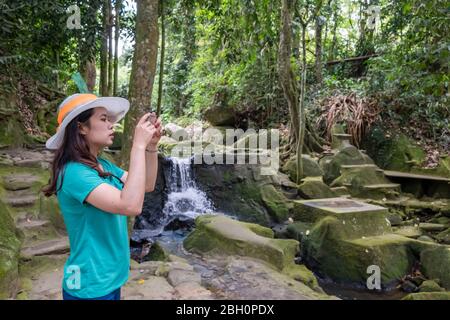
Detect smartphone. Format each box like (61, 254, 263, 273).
(148, 111, 157, 125)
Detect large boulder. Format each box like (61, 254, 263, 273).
(319, 145, 374, 184)
(194, 161, 295, 226)
(297, 177, 336, 199)
(302, 216, 419, 288)
(203, 105, 236, 126)
(420, 246, 450, 290)
(282, 155, 324, 182)
(363, 129, 425, 171)
(184, 214, 299, 271)
(0, 199, 22, 299)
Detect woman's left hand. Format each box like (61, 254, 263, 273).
(148, 115, 163, 147)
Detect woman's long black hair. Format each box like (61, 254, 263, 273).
(42, 108, 123, 197)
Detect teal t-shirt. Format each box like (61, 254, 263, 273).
(56, 157, 130, 299)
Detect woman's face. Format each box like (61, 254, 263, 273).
(79, 107, 115, 149)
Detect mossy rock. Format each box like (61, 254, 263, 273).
(285, 221, 314, 242)
(184, 214, 299, 271)
(0, 199, 22, 299)
(38, 194, 66, 233)
(145, 241, 169, 262)
(260, 185, 291, 223)
(320, 145, 374, 184)
(203, 105, 235, 126)
(420, 246, 450, 290)
(297, 177, 336, 199)
(419, 280, 445, 292)
(282, 155, 323, 182)
(402, 292, 450, 300)
(302, 216, 417, 287)
(435, 228, 450, 245)
(290, 199, 391, 239)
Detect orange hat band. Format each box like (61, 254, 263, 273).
(57, 93, 98, 125)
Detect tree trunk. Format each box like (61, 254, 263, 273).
(100, 0, 109, 96)
(278, 0, 300, 148)
(296, 25, 307, 184)
(329, 2, 338, 61)
(114, 0, 121, 96)
(120, 0, 159, 168)
(315, 16, 323, 83)
(107, 0, 113, 96)
(81, 59, 96, 92)
(156, 0, 165, 117)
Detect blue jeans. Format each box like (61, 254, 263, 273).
(62, 287, 121, 300)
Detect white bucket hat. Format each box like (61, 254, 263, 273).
(45, 93, 129, 150)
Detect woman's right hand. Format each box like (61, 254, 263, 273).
(133, 112, 157, 149)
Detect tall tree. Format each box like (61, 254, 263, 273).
(100, 0, 109, 96)
(121, 0, 160, 167)
(156, 0, 165, 116)
(113, 0, 122, 96)
(278, 0, 300, 152)
(107, 0, 113, 95)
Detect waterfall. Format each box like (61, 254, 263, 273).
(162, 156, 214, 219)
(131, 156, 214, 242)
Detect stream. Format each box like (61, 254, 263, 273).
(129, 156, 407, 300)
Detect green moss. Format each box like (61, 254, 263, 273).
(302, 216, 417, 287)
(420, 246, 450, 290)
(297, 177, 336, 199)
(146, 241, 169, 262)
(260, 185, 290, 223)
(402, 292, 450, 300)
(0, 199, 22, 299)
(282, 155, 323, 182)
(282, 263, 320, 291)
(419, 280, 445, 292)
(184, 215, 299, 271)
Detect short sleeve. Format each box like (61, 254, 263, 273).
(101, 158, 125, 180)
(61, 162, 106, 205)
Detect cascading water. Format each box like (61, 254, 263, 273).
(131, 156, 215, 255)
(162, 156, 214, 220)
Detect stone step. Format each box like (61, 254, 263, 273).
(419, 223, 447, 232)
(2, 174, 40, 191)
(384, 170, 450, 182)
(393, 226, 423, 239)
(4, 194, 38, 207)
(362, 183, 401, 190)
(340, 164, 379, 169)
(17, 219, 51, 230)
(21, 237, 70, 258)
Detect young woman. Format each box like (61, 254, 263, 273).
(42, 93, 162, 300)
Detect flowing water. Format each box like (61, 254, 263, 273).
(130, 156, 407, 300)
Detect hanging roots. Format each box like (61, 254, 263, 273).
(316, 92, 380, 147)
